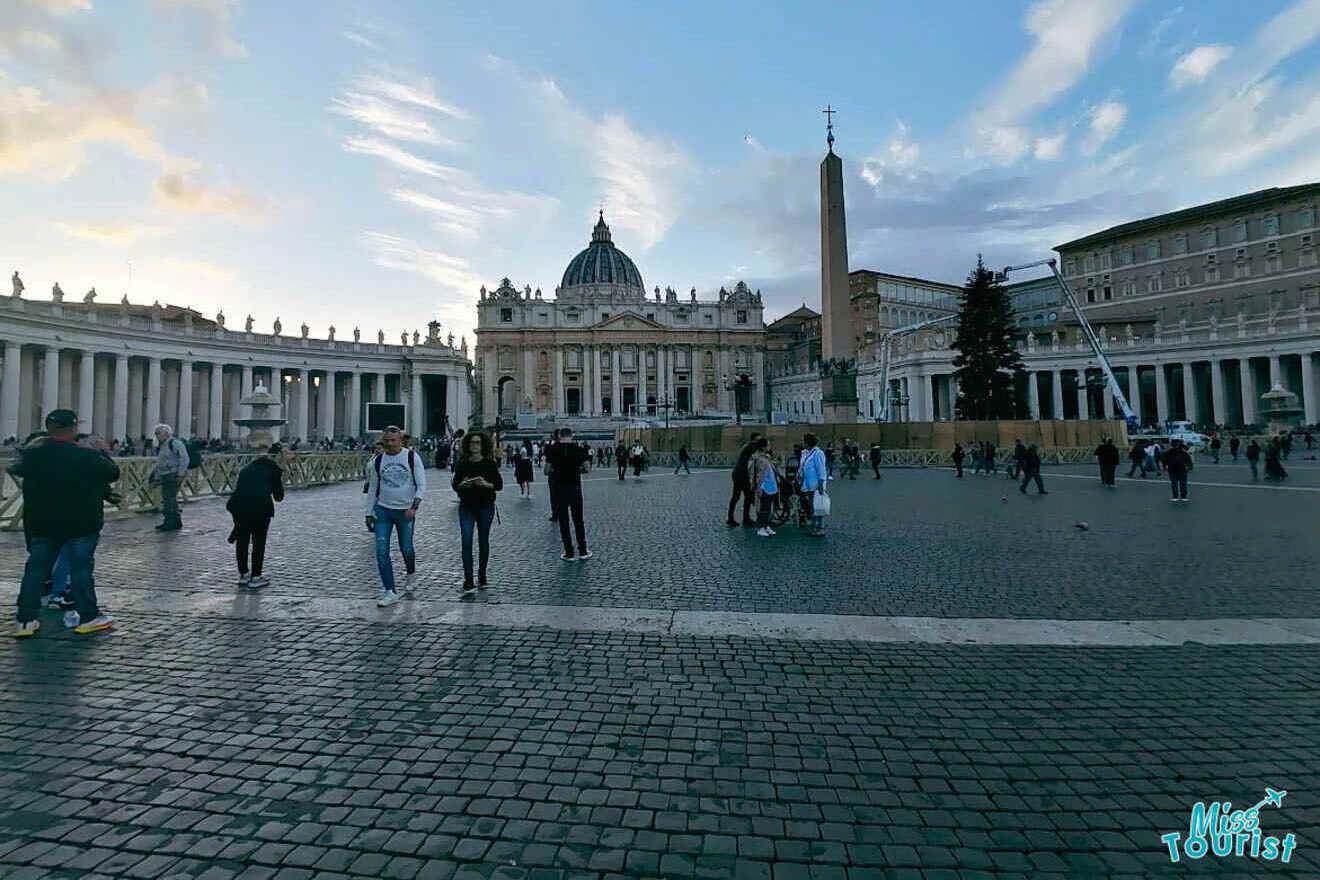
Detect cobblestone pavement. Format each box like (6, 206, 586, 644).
(2, 618, 1318, 880)
(3, 464, 1319, 878)
(3, 462, 1319, 619)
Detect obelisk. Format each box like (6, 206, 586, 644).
(818, 106, 858, 423)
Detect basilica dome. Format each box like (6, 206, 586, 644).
(560, 213, 644, 292)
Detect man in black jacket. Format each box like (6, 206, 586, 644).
(11, 409, 120, 637)
(1018, 444, 1047, 495)
(726, 432, 761, 527)
(547, 428, 591, 560)
(1095, 437, 1120, 487)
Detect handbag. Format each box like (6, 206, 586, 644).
(813, 488, 831, 516)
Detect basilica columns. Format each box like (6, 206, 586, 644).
(209, 364, 224, 439)
(1027, 371, 1040, 420)
(41, 346, 60, 419)
(1075, 372, 1088, 420)
(611, 349, 621, 416)
(178, 361, 193, 438)
(1302, 354, 1318, 425)
(1125, 367, 1142, 423)
(348, 372, 362, 437)
(1154, 364, 1169, 423)
(145, 357, 162, 432)
(1210, 361, 1227, 425)
(112, 355, 128, 440)
(1180, 361, 1197, 422)
(294, 369, 309, 440)
(552, 349, 563, 414)
(1, 342, 19, 439)
(323, 371, 338, 439)
(1051, 371, 1064, 421)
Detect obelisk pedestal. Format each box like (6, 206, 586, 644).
(819, 126, 858, 424)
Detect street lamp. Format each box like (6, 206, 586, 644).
(889, 390, 910, 422)
(722, 372, 754, 426)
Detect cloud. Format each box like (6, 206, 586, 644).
(55, 221, 170, 243)
(153, 0, 247, 59)
(156, 256, 234, 282)
(1033, 133, 1067, 160)
(343, 136, 460, 179)
(155, 170, 269, 218)
(0, 73, 170, 178)
(971, 0, 1138, 158)
(1083, 100, 1126, 154)
(352, 73, 467, 120)
(390, 183, 558, 240)
(743, 133, 764, 152)
(342, 30, 379, 51)
(1170, 45, 1233, 88)
(362, 230, 484, 292)
(331, 89, 460, 147)
(861, 121, 920, 186)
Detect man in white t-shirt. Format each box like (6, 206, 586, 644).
(362, 426, 426, 606)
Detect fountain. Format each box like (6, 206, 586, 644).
(1259, 383, 1304, 435)
(233, 383, 287, 449)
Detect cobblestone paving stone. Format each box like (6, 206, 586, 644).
(1, 617, 1318, 879)
(3, 463, 1319, 619)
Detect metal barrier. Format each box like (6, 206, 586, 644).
(641, 447, 1100, 470)
(1, 451, 370, 531)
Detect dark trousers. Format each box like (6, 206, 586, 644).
(871, 461, 881, 478)
(1127, 460, 1146, 477)
(757, 493, 777, 526)
(617, 460, 626, 480)
(553, 484, 587, 556)
(1100, 463, 1116, 485)
(232, 513, 271, 576)
(161, 473, 181, 525)
(458, 504, 494, 581)
(1169, 473, 1189, 499)
(18, 534, 100, 624)
(727, 481, 754, 523)
(1019, 470, 1045, 493)
(954, 460, 963, 477)
(675, 460, 691, 474)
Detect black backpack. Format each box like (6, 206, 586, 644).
(185, 439, 203, 470)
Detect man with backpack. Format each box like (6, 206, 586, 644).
(362, 426, 426, 607)
(150, 423, 190, 531)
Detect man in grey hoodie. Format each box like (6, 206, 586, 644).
(151, 423, 190, 531)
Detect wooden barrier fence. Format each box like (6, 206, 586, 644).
(0, 452, 369, 531)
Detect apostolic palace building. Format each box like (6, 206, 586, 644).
(2, 184, 1317, 442)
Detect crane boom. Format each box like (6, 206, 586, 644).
(877, 313, 959, 421)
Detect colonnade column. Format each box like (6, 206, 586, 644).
(112, 355, 128, 440)
(239, 364, 254, 440)
(410, 372, 422, 435)
(0, 342, 19, 440)
(638, 348, 648, 415)
(295, 369, 309, 440)
(42, 346, 60, 419)
(145, 357, 162, 433)
(1302, 354, 1318, 426)
(78, 351, 95, 434)
(1075, 371, 1088, 420)
(177, 361, 193, 438)
(1210, 360, 1226, 426)
(209, 364, 224, 439)
(1050, 371, 1063, 421)
(1240, 359, 1258, 425)
(349, 372, 361, 437)
(1154, 364, 1169, 423)
(1102, 376, 1114, 420)
(1269, 355, 1282, 389)
(1181, 361, 1198, 423)
(1126, 367, 1142, 424)
(324, 372, 338, 439)
(1027, 371, 1040, 420)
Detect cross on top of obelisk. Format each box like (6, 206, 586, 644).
(821, 104, 836, 152)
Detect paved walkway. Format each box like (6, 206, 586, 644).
(2, 464, 1318, 879)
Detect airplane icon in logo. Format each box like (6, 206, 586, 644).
(1250, 788, 1287, 812)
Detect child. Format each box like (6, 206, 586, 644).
(514, 451, 534, 498)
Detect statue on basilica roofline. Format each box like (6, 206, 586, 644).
(273, 316, 282, 335)
(328, 325, 336, 342)
(690, 287, 696, 303)
(215, 309, 224, 326)
(378, 329, 385, 344)
(10, 270, 23, 298)
(121, 292, 130, 305)
(353, 326, 361, 342)
(447, 331, 455, 348)
(401, 331, 408, 346)
(413, 330, 420, 346)
(245, 314, 254, 332)
(86, 287, 98, 304)
(301, 322, 310, 339)
(51, 281, 64, 302)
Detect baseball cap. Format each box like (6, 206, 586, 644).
(45, 409, 77, 429)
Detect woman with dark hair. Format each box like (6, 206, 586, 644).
(452, 431, 503, 594)
(226, 441, 285, 588)
(799, 432, 828, 537)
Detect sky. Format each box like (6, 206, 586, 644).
(3, 0, 1320, 345)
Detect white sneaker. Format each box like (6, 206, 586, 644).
(577, 550, 593, 560)
(238, 573, 251, 586)
(248, 575, 270, 589)
(757, 527, 771, 537)
(765, 527, 776, 536)
(404, 571, 417, 594)
(62, 611, 80, 629)
(376, 590, 399, 607)
(14, 620, 39, 638)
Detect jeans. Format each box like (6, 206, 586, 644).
(18, 534, 100, 624)
(458, 504, 494, 582)
(553, 484, 588, 556)
(1169, 473, 1189, 499)
(757, 493, 777, 527)
(232, 513, 271, 576)
(727, 481, 754, 523)
(1248, 459, 1259, 480)
(617, 460, 627, 480)
(1019, 470, 1045, 493)
(161, 473, 181, 525)
(49, 544, 72, 597)
(373, 504, 416, 592)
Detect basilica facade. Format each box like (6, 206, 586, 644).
(473, 214, 767, 424)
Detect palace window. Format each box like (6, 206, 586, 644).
(646, 312, 656, 322)
(675, 311, 688, 324)
(1100, 252, 1112, 269)
(736, 310, 748, 324)
(703, 350, 713, 368)
(1297, 207, 1316, 228)
(1123, 280, 1137, 296)
(1103, 284, 1112, 301)
(500, 308, 513, 323)
(1265, 254, 1282, 273)
(1200, 226, 1218, 249)
(1084, 255, 1095, 272)
(704, 313, 713, 325)
(1175, 269, 1191, 288)
(537, 311, 549, 323)
(1146, 275, 1162, 293)
(676, 348, 689, 368)
(1087, 288, 1096, 303)
(601, 312, 610, 320)
(1146, 240, 1162, 261)
(646, 350, 656, 369)
(1300, 248, 1318, 268)
(1173, 233, 1188, 255)
(1232, 219, 1247, 243)
(1065, 258, 1078, 275)
(1234, 258, 1251, 279)
(1205, 265, 1220, 283)
(1263, 214, 1280, 236)
(1120, 245, 1135, 265)
(565, 349, 581, 370)
(565, 311, 579, 323)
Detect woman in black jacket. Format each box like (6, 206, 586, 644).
(452, 431, 503, 594)
(226, 443, 285, 588)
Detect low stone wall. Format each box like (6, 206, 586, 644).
(617, 419, 1128, 458)
(1, 451, 370, 531)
